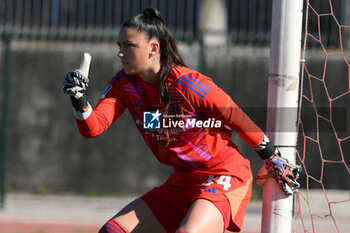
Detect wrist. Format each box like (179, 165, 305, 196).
(258, 144, 276, 160)
(70, 94, 88, 112)
(255, 137, 276, 160)
(72, 102, 92, 120)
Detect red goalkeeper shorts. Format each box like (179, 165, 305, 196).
(141, 157, 253, 233)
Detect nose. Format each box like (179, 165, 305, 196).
(118, 49, 124, 58)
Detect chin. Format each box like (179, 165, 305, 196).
(123, 67, 136, 75)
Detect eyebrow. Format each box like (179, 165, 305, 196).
(117, 40, 134, 45)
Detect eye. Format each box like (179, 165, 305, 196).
(117, 42, 138, 49)
(126, 43, 136, 47)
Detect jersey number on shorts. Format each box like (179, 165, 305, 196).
(202, 175, 232, 191)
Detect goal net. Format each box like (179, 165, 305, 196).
(294, 0, 350, 232)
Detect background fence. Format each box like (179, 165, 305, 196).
(0, 0, 347, 46)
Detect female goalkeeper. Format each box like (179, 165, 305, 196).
(62, 8, 301, 233)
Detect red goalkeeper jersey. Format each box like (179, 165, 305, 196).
(73, 66, 264, 173)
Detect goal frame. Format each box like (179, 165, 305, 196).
(261, 0, 304, 232)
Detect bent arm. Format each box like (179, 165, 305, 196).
(183, 77, 265, 148)
(199, 80, 279, 159)
(73, 97, 126, 138)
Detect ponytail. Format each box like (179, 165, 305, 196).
(123, 8, 186, 112)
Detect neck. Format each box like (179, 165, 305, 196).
(139, 62, 161, 84)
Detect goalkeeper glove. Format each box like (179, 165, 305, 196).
(255, 135, 302, 195)
(264, 150, 302, 195)
(62, 70, 89, 112)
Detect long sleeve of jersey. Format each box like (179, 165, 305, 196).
(73, 77, 127, 138)
(173, 72, 265, 148)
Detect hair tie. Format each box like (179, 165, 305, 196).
(142, 8, 165, 24)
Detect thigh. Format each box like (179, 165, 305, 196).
(112, 197, 166, 233)
(176, 199, 224, 233)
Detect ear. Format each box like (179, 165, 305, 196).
(149, 40, 160, 58)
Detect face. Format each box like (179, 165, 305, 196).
(117, 28, 160, 81)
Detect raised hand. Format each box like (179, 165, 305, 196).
(62, 69, 89, 99)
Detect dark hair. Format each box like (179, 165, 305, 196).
(123, 8, 186, 111)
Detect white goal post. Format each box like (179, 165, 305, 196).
(261, 0, 304, 233)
